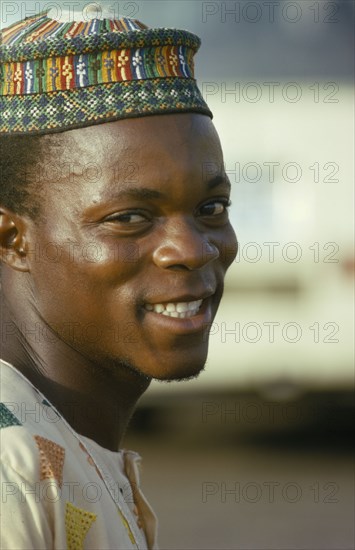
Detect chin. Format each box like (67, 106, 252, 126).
(146, 351, 208, 382)
(102, 341, 209, 382)
(153, 366, 206, 383)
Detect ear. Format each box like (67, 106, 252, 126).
(0, 207, 31, 272)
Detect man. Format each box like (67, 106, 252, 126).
(0, 5, 237, 549)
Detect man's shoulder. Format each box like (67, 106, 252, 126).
(0, 359, 62, 433)
(0, 360, 67, 480)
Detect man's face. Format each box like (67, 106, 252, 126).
(25, 113, 237, 380)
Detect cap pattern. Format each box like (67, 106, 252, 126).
(0, 10, 211, 134)
(1, 46, 195, 95)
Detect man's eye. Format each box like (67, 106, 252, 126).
(199, 200, 231, 217)
(105, 212, 147, 224)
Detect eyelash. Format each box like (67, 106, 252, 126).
(104, 199, 232, 224)
(199, 198, 232, 217)
(105, 211, 147, 223)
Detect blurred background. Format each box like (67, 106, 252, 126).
(2, 1, 354, 548)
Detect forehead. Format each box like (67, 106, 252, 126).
(55, 113, 221, 169)
(39, 114, 224, 203)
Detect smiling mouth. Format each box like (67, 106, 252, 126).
(144, 299, 203, 318)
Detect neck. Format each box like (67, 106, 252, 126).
(0, 284, 150, 451)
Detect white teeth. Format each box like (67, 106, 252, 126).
(145, 299, 203, 318)
(176, 302, 189, 313)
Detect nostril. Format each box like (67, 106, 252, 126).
(167, 264, 192, 272)
(152, 235, 220, 270)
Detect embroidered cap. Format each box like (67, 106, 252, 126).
(0, 5, 212, 134)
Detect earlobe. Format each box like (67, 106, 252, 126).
(0, 208, 30, 272)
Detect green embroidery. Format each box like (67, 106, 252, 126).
(0, 403, 22, 429)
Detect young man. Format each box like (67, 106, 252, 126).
(0, 6, 237, 548)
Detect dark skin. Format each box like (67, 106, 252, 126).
(0, 113, 238, 451)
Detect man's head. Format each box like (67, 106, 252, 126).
(0, 113, 237, 380)
(0, 8, 237, 382)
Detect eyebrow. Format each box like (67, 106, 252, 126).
(114, 187, 163, 200)
(207, 174, 231, 191)
(108, 175, 230, 201)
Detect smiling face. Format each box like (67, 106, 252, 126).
(24, 113, 237, 381)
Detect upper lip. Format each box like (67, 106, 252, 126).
(143, 290, 216, 305)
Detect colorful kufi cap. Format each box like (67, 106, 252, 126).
(0, 5, 212, 134)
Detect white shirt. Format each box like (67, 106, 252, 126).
(0, 359, 158, 549)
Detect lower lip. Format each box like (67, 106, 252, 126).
(142, 299, 214, 335)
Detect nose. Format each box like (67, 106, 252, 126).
(152, 218, 220, 271)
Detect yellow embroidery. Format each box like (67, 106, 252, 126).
(34, 435, 65, 487)
(65, 502, 97, 550)
(118, 509, 137, 545)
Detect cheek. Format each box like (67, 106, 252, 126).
(31, 234, 140, 276)
(27, 237, 142, 311)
